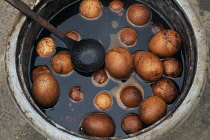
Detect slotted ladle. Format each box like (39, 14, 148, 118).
(6, 0, 105, 73)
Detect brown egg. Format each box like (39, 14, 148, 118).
(152, 23, 164, 34)
(36, 37, 55, 57)
(139, 96, 167, 125)
(50, 52, 73, 75)
(64, 30, 81, 41)
(109, 0, 124, 13)
(148, 29, 182, 58)
(126, 4, 152, 27)
(31, 65, 51, 82)
(80, 113, 115, 137)
(133, 51, 164, 82)
(79, 0, 103, 20)
(163, 57, 182, 78)
(120, 86, 143, 108)
(121, 114, 144, 134)
(152, 78, 179, 104)
(69, 86, 83, 102)
(105, 46, 133, 80)
(32, 73, 60, 108)
(92, 69, 108, 85)
(94, 92, 112, 111)
(119, 28, 137, 47)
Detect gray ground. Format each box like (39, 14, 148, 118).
(0, 0, 210, 140)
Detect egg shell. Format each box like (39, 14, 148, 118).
(139, 96, 167, 125)
(120, 86, 143, 108)
(163, 57, 183, 78)
(64, 30, 81, 41)
(94, 92, 112, 111)
(31, 65, 51, 82)
(126, 3, 152, 27)
(36, 37, 55, 57)
(121, 114, 144, 134)
(69, 86, 83, 102)
(32, 73, 60, 108)
(81, 113, 115, 137)
(148, 29, 182, 58)
(92, 69, 108, 85)
(109, 0, 124, 13)
(50, 52, 73, 75)
(133, 51, 164, 82)
(152, 23, 164, 34)
(152, 78, 180, 104)
(105, 46, 133, 80)
(119, 28, 137, 47)
(79, 0, 103, 19)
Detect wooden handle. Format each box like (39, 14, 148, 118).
(5, 0, 74, 50)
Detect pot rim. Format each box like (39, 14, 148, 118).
(5, 0, 208, 140)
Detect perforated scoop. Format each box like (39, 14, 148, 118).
(6, 0, 105, 73)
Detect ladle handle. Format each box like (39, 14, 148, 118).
(5, 0, 74, 50)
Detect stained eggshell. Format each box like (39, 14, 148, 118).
(80, 113, 115, 137)
(69, 86, 83, 102)
(92, 69, 108, 85)
(50, 52, 73, 75)
(36, 37, 55, 57)
(133, 51, 164, 82)
(139, 96, 167, 125)
(152, 23, 164, 34)
(126, 3, 152, 27)
(64, 30, 81, 41)
(94, 92, 112, 111)
(152, 78, 179, 104)
(148, 29, 182, 58)
(121, 114, 144, 134)
(31, 65, 51, 82)
(119, 28, 137, 47)
(163, 57, 182, 78)
(105, 46, 133, 80)
(79, 0, 103, 20)
(109, 0, 124, 13)
(120, 86, 143, 108)
(32, 73, 60, 108)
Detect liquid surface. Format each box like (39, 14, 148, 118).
(29, 0, 184, 137)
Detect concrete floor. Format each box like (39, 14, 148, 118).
(0, 0, 209, 140)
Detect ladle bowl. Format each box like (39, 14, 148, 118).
(71, 39, 105, 72)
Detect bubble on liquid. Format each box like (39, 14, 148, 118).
(118, 12, 123, 16)
(112, 21, 119, 29)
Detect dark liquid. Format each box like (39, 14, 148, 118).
(29, 0, 184, 137)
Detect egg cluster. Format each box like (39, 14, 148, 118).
(30, 0, 183, 137)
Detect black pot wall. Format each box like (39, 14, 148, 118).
(16, 0, 196, 139)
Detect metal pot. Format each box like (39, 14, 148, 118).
(5, 0, 208, 139)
